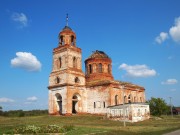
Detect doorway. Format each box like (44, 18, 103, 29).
(56, 93, 62, 114)
(72, 94, 81, 114)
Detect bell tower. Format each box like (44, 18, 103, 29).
(48, 16, 85, 88)
(48, 16, 86, 115)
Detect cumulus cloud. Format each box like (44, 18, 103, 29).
(119, 63, 156, 78)
(11, 52, 41, 71)
(11, 12, 28, 27)
(169, 17, 180, 43)
(27, 96, 38, 102)
(0, 97, 14, 103)
(155, 32, 169, 44)
(161, 79, 178, 85)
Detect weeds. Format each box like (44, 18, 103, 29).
(13, 124, 74, 134)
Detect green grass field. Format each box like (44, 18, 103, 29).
(0, 114, 180, 134)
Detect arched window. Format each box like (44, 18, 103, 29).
(134, 97, 136, 102)
(59, 57, 62, 68)
(98, 63, 102, 73)
(115, 95, 118, 105)
(140, 97, 142, 102)
(108, 64, 111, 73)
(60, 36, 64, 45)
(94, 102, 96, 108)
(128, 95, 131, 103)
(89, 64, 92, 74)
(73, 57, 77, 68)
(56, 77, 60, 84)
(71, 35, 74, 45)
(75, 77, 80, 83)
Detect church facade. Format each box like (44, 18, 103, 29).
(48, 23, 148, 118)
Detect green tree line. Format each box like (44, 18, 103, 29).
(0, 106, 48, 117)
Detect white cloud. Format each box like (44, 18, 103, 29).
(161, 79, 178, 85)
(11, 52, 41, 71)
(155, 32, 168, 44)
(27, 96, 38, 102)
(119, 63, 156, 78)
(0, 97, 14, 103)
(169, 17, 180, 43)
(11, 12, 28, 27)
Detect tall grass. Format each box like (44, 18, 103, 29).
(0, 115, 180, 134)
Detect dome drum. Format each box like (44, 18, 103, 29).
(85, 50, 113, 83)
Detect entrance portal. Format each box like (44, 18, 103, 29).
(72, 94, 81, 114)
(56, 93, 62, 114)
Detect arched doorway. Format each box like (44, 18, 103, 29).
(72, 94, 81, 114)
(55, 93, 62, 114)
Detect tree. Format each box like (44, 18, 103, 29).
(0, 106, 2, 115)
(147, 97, 169, 116)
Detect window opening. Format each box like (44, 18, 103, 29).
(59, 57, 62, 68)
(73, 57, 77, 68)
(56, 77, 60, 84)
(103, 102, 105, 108)
(115, 95, 118, 105)
(89, 64, 92, 74)
(108, 64, 111, 73)
(98, 63, 102, 73)
(75, 77, 80, 83)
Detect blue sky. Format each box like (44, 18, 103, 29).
(0, 0, 180, 111)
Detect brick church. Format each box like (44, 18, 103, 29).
(48, 18, 149, 120)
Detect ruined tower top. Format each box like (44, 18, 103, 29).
(58, 14, 76, 46)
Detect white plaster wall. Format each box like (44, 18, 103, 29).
(131, 104, 150, 122)
(107, 104, 150, 122)
(49, 73, 67, 86)
(48, 86, 67, 114)
(67, 74, 85, 85)
(86, 86, 109, 114)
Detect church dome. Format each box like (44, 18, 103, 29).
(85, 50, 113, 84)
(88, 50, 110, 59)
